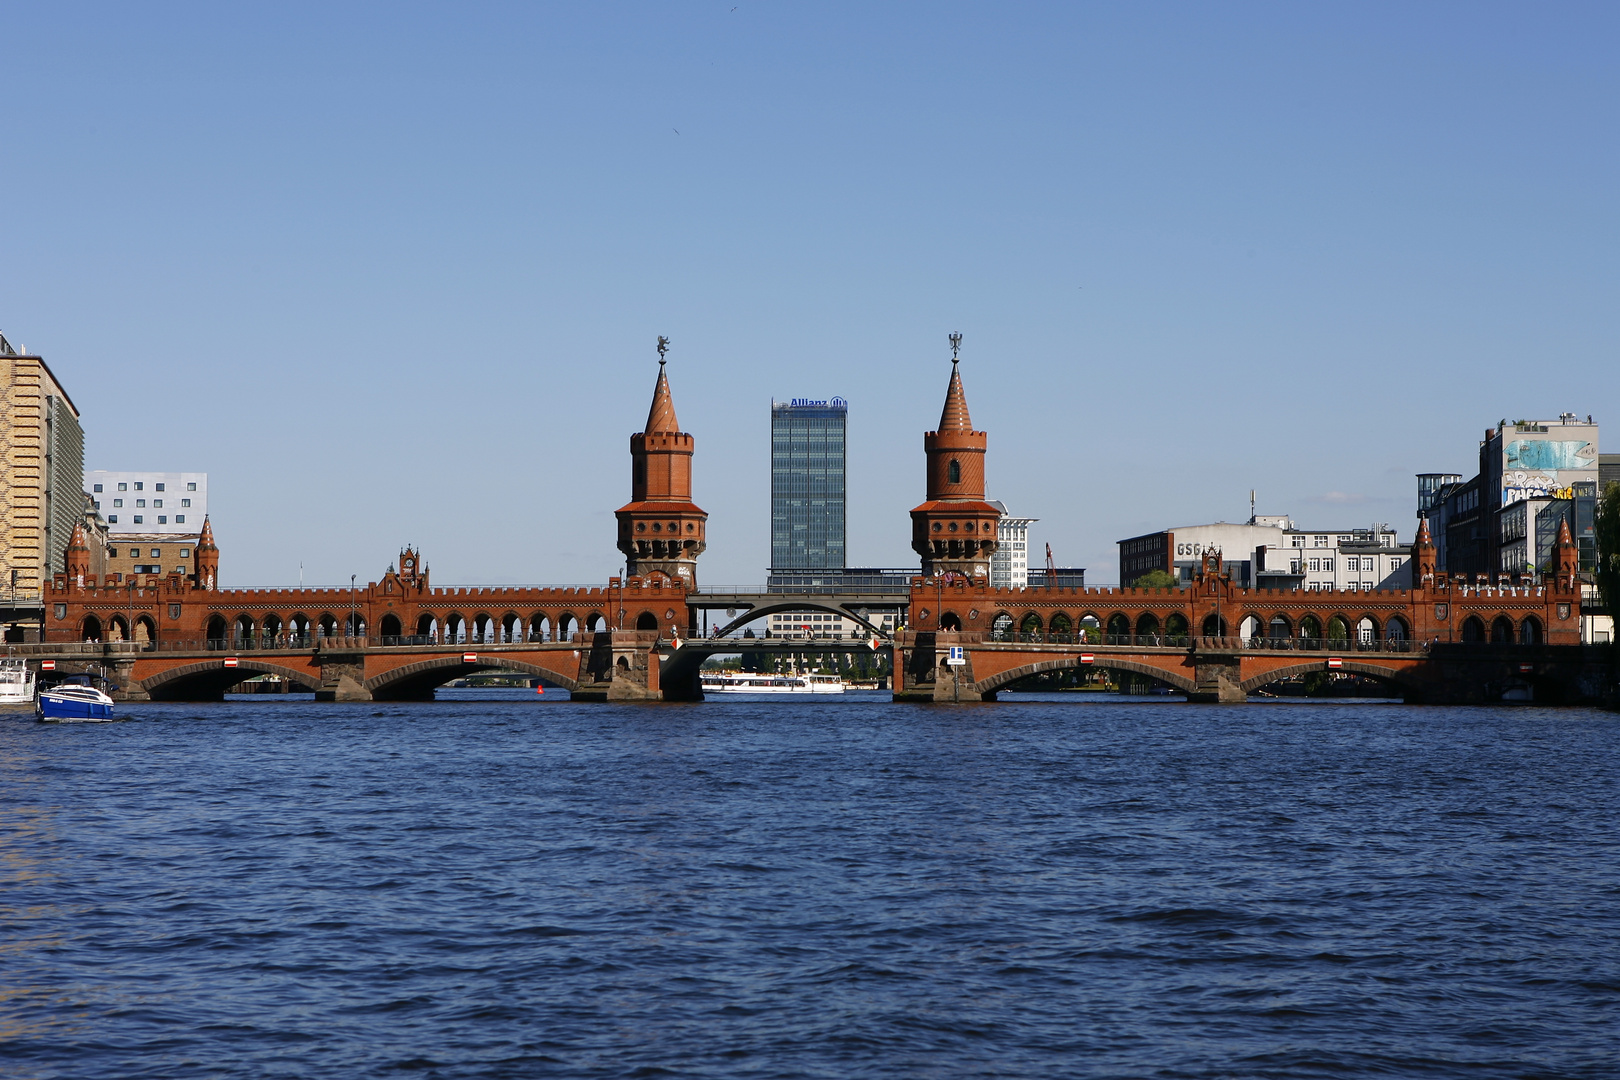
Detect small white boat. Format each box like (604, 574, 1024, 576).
(37, 680, 117, 722)
(0, 657, 36, 707)
(700, 672, 846, 695)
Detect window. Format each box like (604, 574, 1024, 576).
(93, 501, 100, 510)
(108, 548, 118, 558)
(157, 516, 167, 524)
(948, 459, 961, 484)
(153, 499, 162, 508)
(134, 482, 143, 491)
(174, 566, 185, 574)
(175, 515, 185, 524)
(1322, 558, 1333, 571)
(113, 499, 123, 508)
(136, 499, 145, 508)
(93, 484, 103, 493)
(133, 515, 143, 524)
(151, 549, 161, 558)
(187, 483, 196, 491)
(118, 483, 127, 491)
(179, 548, 190, 558)
(108, 515, 118, 523)
(181, 499, 190, 507)
(1309, 558, 1320, 571)
(155, 483, 165, 491)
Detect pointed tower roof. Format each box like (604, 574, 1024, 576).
(645, 361, 680, 435)
(198, 516, 217, 550)
(67, 521, 88, 552)
(1557, 516, 1574, 547)
(1415, 516, 1433, 546)
(938, 361, 973, 432)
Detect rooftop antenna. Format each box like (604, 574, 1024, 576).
(1250, 489, 1256, 523)
(948, 331, 962, 364)
(656, 335, 670, 367)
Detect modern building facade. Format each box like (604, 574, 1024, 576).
(770, 397, 847, 573)
(1420, 415, 1600, 578)
(1118, 517, 1409, 592)
(1600, 453, 1620, 492)
(85, 471, 208, 533)
(987, 501, 1035, 587)
(0, 333, 85, 591)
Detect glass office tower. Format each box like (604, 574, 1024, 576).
(771, 398, 847, 572)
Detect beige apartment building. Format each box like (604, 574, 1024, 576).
(1, 332, 87, 597)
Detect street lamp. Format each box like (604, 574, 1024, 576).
(349, 574, 357, 642)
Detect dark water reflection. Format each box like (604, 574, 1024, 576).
(1, 692, 1616, 1078)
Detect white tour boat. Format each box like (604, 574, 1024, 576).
(700, 672, 847, 695)
(0, 657, 36, 707)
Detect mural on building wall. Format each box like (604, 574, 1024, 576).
(1502, 439, 1597, 507)
(1505, 439, 1595, 473)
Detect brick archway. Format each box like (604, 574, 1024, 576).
(365, 655, 580, 700)
(976, 657, 1196, 695)
(141, 659, 322, 700)
(1239, 659, 1419, 695)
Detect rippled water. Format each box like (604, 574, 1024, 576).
(2, 692, 1617, 1078)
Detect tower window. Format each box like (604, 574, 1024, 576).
(949, 459, 961, 484)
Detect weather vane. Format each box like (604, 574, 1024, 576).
(656, 335, 670, 366)
(948, 331, 962, 363)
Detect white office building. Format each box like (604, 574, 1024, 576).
(767, 610, 896, 639)
(85, 471, 208, 535)
(988, 501, 1036, 588)
(1121, 515, 1411, 592)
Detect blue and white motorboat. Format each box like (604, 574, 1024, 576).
(37, 678, 117, 722)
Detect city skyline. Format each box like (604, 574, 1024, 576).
(1, 4, 1614, 585)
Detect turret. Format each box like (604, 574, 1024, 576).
(195, 516, 219, 590)
(1553, 516, 1578, 593)
(1414, 515, 1436, 588)
(615, 340, 707, 588)
(910, 336, 1001, 579)
(65, 521, 90, 589)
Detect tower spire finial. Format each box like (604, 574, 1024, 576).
(948, 331, 962, 365)
(656, 335, 670, 368)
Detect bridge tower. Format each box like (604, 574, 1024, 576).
(616, 349, 708, 589)
(910, 340, 1001, 579)
(195, 516, 218, 590)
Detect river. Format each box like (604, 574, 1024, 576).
(1, 691, 1615, 1078)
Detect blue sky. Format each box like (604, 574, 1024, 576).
(2, 3, 1614, 586)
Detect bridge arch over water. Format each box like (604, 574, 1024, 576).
(365, 655, 580, 701)
(141, 659, 323, 701)
(976, 657, 1197, 696)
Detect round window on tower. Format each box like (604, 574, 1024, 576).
(949, 522, 958, 532)
(932, 522, 942, 532)
(636, 523, 646, 533)
(668, 522, 678, 533)
(963, 522, 974, 532)
(651, 523, 661, 533)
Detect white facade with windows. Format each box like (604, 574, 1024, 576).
(767, 610, 895, 639)
(1276, 526, 1409, 592)
(85, 471, 207, 534)
(987, 501, 1036, 588)
(1140, 517, 1411, 592)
